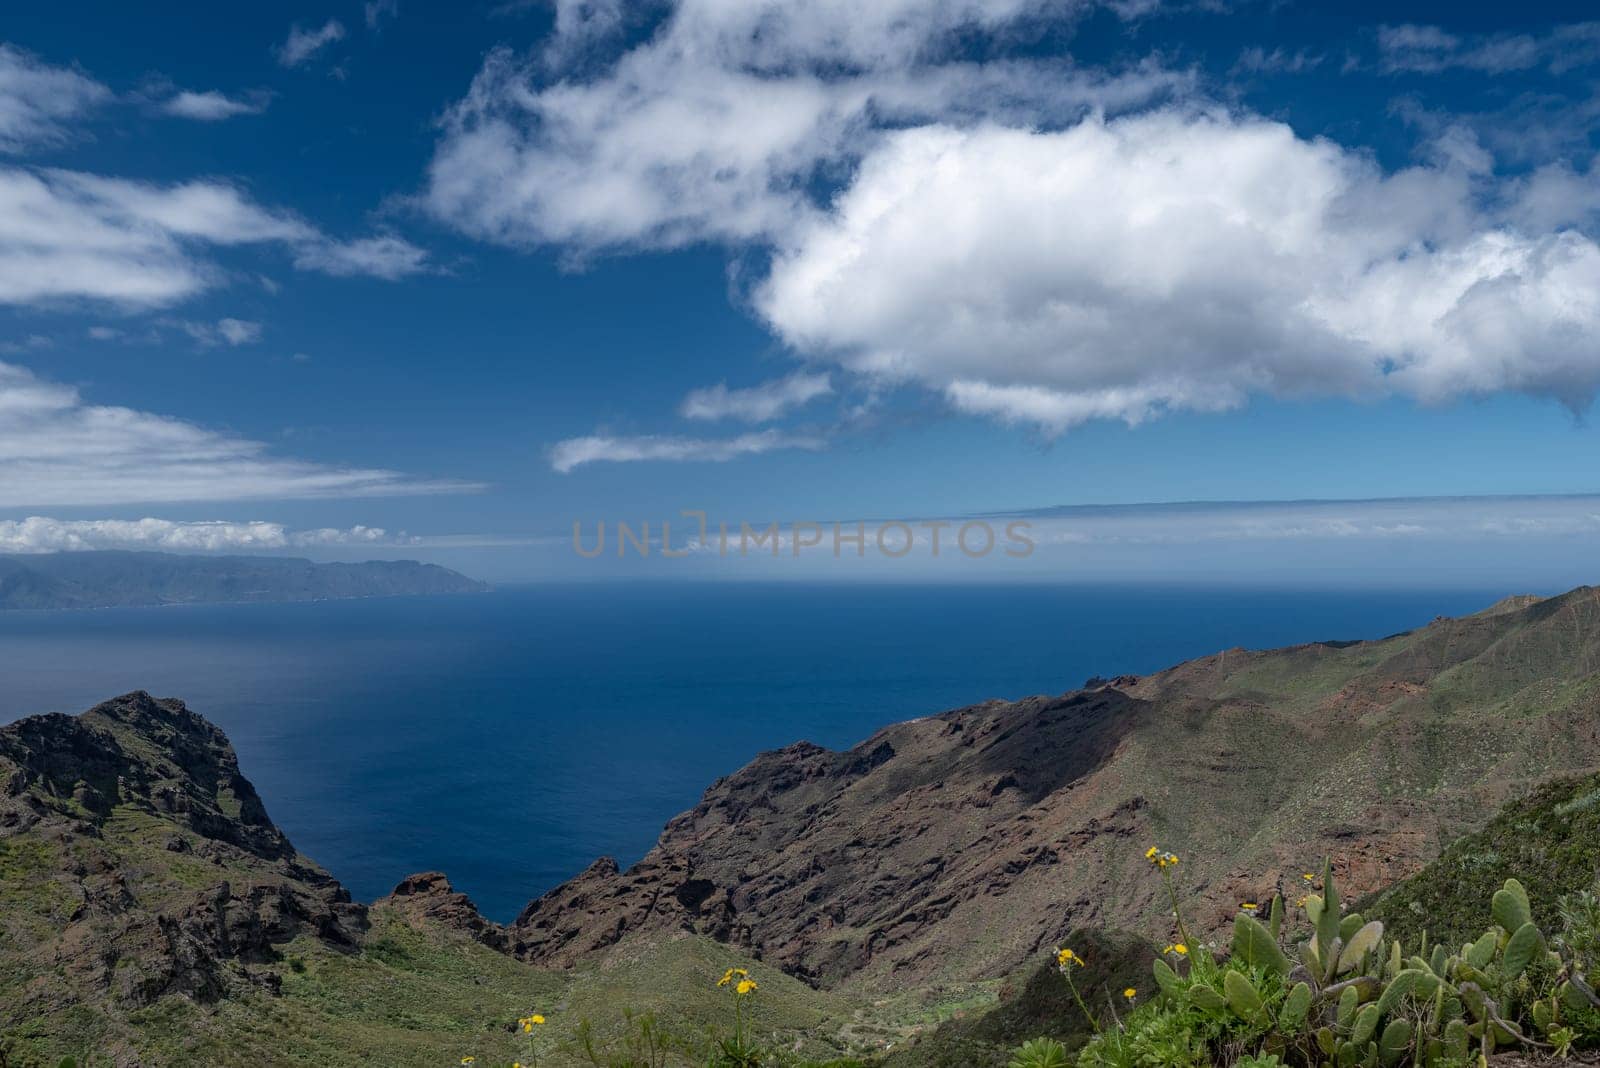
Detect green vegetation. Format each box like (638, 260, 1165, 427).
(1007, 855, 1600, 1068)
(1360, 770, 1600, 948)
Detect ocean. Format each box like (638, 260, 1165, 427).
(0, 582, 1511, 922)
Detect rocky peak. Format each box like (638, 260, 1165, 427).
(0, 693, 366, 1014)
(379, 871, 510, 953)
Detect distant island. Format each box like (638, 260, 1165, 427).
(0, 550, 487, 610)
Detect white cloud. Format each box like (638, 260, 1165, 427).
(159, 89, 270, 121)
(277, 20, 347, 67)
(175, 318, 263, 347)
(549, 428, 824, 472)
(757, 111, 1600, 433)
(424, 0, 1185, 251)
(0, 516, 415, 554)
(291, 234, 430, 279)
(680, 371, 832, 422)
(0, 44, 111, 153)
(0, 167, 428, 307)
(217, 317, 262, 345)
(426, 2, 1600, 443)
(0, 359, 479, 506)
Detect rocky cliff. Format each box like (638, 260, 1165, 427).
(0, 693, 367, 1017)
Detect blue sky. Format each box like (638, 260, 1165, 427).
(3, 1, 1600, 583)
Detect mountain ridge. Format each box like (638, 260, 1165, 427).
(508, 584, 1600, 991)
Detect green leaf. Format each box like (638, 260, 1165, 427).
(1232, 913, 1291, 976)
(1375, 969, 1421, 1018)
(1152, 957, 1185, 999)
(1349, 1003, 1381, 1047)
(1337, 985, 1359, 1027)
(1224, 969, 1265, 1020)
(1008, 1037, 1071, 1068)
(1280, 982, 1313, 1029)
(1338, 920, 1385, 975)
(1465, 931, 1497, 970)
(1190, 984, 1227, 1012)
(1502, 922, 1545, 979)
(1378, 1019, 1413, 1066)
(1492, 879, 1532, 934)
(1318, 860, 1342, 965)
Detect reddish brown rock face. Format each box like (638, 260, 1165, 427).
(509, 589, 1600, 991)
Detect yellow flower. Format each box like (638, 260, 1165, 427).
(1123, 988, 1137, 1000)
(736, 978, 758, 996)
(1302, 873, 1315, 882)
(1296, 895, 1309, 908)
(531, 1014, 545, 1025)
(717, 966, 750, 987)
(461, 1059, 475, 1066)
(1241, 902, 1259, 911)
(1163, 942, 1188, 956)
(1056, 947, 1084, 968)
(1145, 846, 1159, 859)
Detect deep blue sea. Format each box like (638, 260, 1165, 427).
(0, 583, 1511, 921)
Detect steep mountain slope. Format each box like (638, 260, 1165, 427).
(0, 551, 486, 610)
(511, 586, 1600, 992)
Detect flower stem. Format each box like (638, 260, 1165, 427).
(1064, 970, 1102, 1034)
(1161, 866, 1196, 956)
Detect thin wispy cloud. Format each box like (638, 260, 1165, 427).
(365, 0, 399, 29)
(291, 234, 430, 280)
(549, 429, 825, 473)
(0, 43, 111, 152)
(1377, 21, 1600, 75)
(680, 371, 832, 423)
(159, 89, 271, 121)
(0, 360, 480, 506)
(173, 318, 264, 347)
(277, 19, 347, 68)
(998, 496, 1600, 545)
(0, 167, 429, 307)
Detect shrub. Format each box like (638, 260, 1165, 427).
(1008, 1037, 1072, 1068)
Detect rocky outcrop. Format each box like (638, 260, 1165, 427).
(0, 692, 367, 1019)
(511, 587, 1600, 990)
(379, 871, 510, 952)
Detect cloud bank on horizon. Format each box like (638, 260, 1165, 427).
(419, 0, 1600, 462)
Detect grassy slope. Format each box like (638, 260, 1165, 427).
(879, 929, 1156, 1068)
(1361, 768, 1600, 948)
